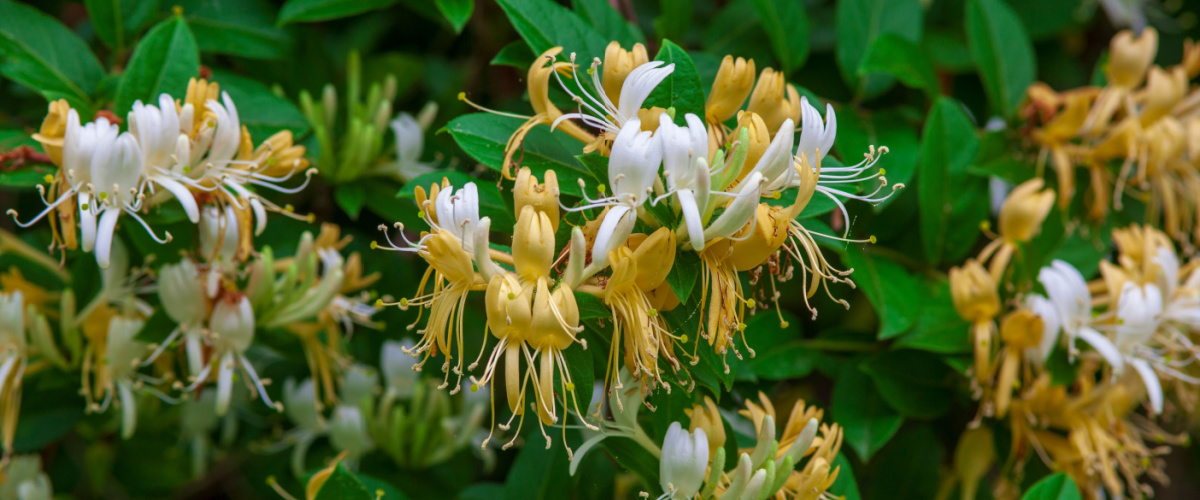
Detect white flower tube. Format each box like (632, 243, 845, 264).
(659, 422, 709, 500)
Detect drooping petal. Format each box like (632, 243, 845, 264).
(1130, 358, 1164, 415)
(1077, 326, 1125, 374)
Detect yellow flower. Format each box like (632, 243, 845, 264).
(601, 228, 680, 394)
(706, 56, 757, 124)
(732, 111, 771, 183)
(31, 99, 70, 166)
(602, 41, 650, 109)
(746, 68, 801, 136)
(999, 178, 1055, 244)
(684, 396, 726, 458)
(513, 167, 560, 232)
(1107, 28, 1158, 89)
(950, 259, 1000, 383)
(512, 205, 556, 282)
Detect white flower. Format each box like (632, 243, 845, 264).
(1037, 260, 1100, 358)
(283, 378, 323, 432)
(106, 315, 147, 438)
(1024, 294, 1062, 363)
(128, 93, 203, 223)
(433, 182, 481, 252)
(199, 204, 240, 265)
(144, 258, 209, 373)
(658, 112, 712, 250)
(659, 422, 709, 500)
(0, 455, 52, 500)
(552, 59, 674, 134)
(329, 405, 374, 458)
(1115, 282, 1165, 414)
(378, 110, 438, 182)
(736, 118, 795, 194)
(198, 295, 278, 416)
(583, 118, 662, 270)
(340, 364, 379, 406)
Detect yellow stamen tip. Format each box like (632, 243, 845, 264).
(375, 299, 384, 307)
(284, 204, 295, 212)
(399, 298, 409, 307)
(680, 334, 689, 343)
(172, 5, 183, 15)
(879, 168, 887, 176)
(43, 174, 54, 183)
(648, 308, 658, 317)
(737, 323, 747, 331)
(780, 321, 789, 328)
(371, 241, 378, 249)
(507, 292, 516, 300)
(182, 166, 191, 173)
(307, 214, 316, 223)
(81, 203, 89, 210)
(772, 191, 781, 199)
(979, 221, 990, 230)
(470, 384, 479, 392)
(745, 299, 756, 307)
(869, 235, 877, 244)
(457, 92, 466, 101)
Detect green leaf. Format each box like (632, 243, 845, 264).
(0, 0, 104, 113)
(845, 246, 922, 339)
(312, 463, 373, 500)
(435, 0, 473, 33)
(831, 452, 862, 500)
(643, 40, 705, 124)
(0, 164, 55, 190)
(893, 280, 972, 354)
(666, 303, 738, 391)
(834, 0, 923, 98)
(210, 70, 310, 140)
(832, 366, 902, 462)
(491, 41, 536, 69)
(504, 431, 571, 500)
(751, 0, 809, 72)
(860, 350, 954, 419)
(335, 183, 367, 219)
(858, 33, 938, 96)
(599, 437, 661, 494)
(665, 250, 700, 304)
(180, 0, 293, 60)
(576, 152, 608, 185)
(832, 109, 919, 211)
(397, 170, 516, 229)
(278, 0, 397, 24)
(496, 0, 610, 62)
(966, 0, 1036, 119)
(866, 424, 944, 500)
(1021, 473, 1082, 500)
(84, 0, 158, 51)
(571, 0, 643, 46)
(917, 98, 981, 265)
(446, 113, 593, 197)
(745, 339, 820, 381)
(114, 15, 200, 118)
(575, 291, 610, 320)
(561, 341, 594, 416)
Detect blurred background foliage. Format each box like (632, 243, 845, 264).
(2, 0, 1200, 499)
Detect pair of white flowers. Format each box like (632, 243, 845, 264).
(1028, 250, 1200, 414)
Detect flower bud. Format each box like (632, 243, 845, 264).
(659, 422, 709, 500)
(684, 396, 726, 458)
(421, 230, 475, 284)
(949, 260, 1000, 323)
(707, 56, 757, 123)
(529, 279, 578, 352)
(1108, 28, 1158, 88)
(602, 41, 650, 108)
(734, 111, 771, 181)
(158, 259, 209, 325)
(998, 178, 1055, 243)
(329, 406, 373, 456)
(200, 205, 241, 264)
(513, 205, 556, 281)
(32, 99, 70, 166)
(1140, 66, 1188, 125)
(746, 68, 801, 136)
(339, 364, 379, 406)
(513, 167, 560, 232)
(210, 295, 255, 352)
(106, 315, 146, 380)
(284, 378, 323, 431)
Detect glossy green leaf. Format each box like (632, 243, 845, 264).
(831, 452, 862, 500)
(180, 0, 293, 59)
(446, 113, 593, 197)
(491, 41, 535, 68)
(210, 70, 310, 140)
(496, 0, 610, 62)
(655, 0, 692, 44)
(114, 15, 200, 118)
(845, 245, 922, 339)
(504, 431, 571, 500)
(665, 250, 700, 304)
(1021, 473, 1083, 500)
(600, 437, 661, 494)
(832, 366, 903, 462)
(917, 98, 981, 265)
(278, 0, 397, 24)
(571, 0, 643, 46)
(834, 0, 923, 98)
(335, 183, 367, 219)
(644, 40, 706, 124)
(312, 463, 373, 500)
(84, 0, 158, 51)
(0, 0, 104, 113)
(436, 0, 473, 33)
(860, 350, 954, 419)
(966, 0, 1036, 119)
(751, 0, 809, 72)
(893, 280, 972, 354)
(858, 33, 938, 96)
(867, 425, 944, 500)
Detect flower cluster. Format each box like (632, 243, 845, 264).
(1022, 27, 1200, 244)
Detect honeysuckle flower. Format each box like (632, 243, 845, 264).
(574, 118, 662, 273)
(280, 378, 325, 478)
(658, 422, 709, 500)
(950, 259, 1001, 382)
(377, 181, 487, 392)
(513, 167, 560, 232)
(601, 42, 650, 109)
(102, 315, 150, 438)
(189, 294, 278, 416)
(550, 58, 675, 136)
(376, 103, 439, 182)
(726, 393, 841, 500)
(706, 56, 757, 124)
(1035, 260, 1106, 360)
(978, 178, 1056, 281)
(127, 93, 205, 223)
(601, 228, 681, 393)
(0, 455, 52, 500)
(994, 310, 1049, 417)
(328, 405, 374, 466)
(746, 68, 801, 136)
(145, 258, 209, 374)
(381, 339, 418, 400)
(684, 396, 726, 459)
